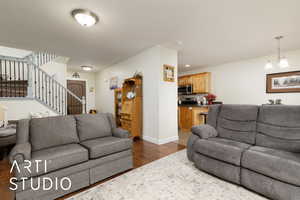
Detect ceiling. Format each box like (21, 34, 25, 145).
(0, 0, 300, 72)
(0, 46, 32, 58)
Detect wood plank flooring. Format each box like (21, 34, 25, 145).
(0, 139, 185, 200)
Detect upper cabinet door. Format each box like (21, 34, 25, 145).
(178, 72, 211, 93)
(192, 74, 204, 93)
(178, 76, 192, 86)
(178, 77, 182, 86)
(192, 73, 211, 93)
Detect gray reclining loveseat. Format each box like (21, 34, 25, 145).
(9, 113, 133, 200)
(187, 104, 300, 200)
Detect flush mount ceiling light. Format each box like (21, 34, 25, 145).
(185, 64, 191, 68)
(71, 9, 99, 27)
(265, 36, 289, 70)
(81, 66, 93, 71)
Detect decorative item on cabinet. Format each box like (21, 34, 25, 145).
(204, 93, 216, 105)
(114, 88, 122, 127)
(120, 76, 142, 139)
(89, 109, 97, 114)
(110, 76, 119, 90)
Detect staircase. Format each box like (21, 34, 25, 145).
(0, 52, 86, 115)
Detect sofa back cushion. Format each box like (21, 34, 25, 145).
(30, 116, 79, 151)
(217, 104, 258, 144)
(207, 105, 221, 128)
(75, 113, 112, 141)
(256, 105, 300, 152)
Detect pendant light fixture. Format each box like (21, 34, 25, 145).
(265, 36, 289, 69)
(276, 36, 289, 68)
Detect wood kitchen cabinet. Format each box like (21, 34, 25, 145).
(179, 106, 193, 130)
(179, 106, 209, 132)
(178, 72, 211, 93)
(178, 76, 192, 86)
(192, 72, 211, 93)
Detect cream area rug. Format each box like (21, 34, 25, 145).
(67, 150, 267, 200)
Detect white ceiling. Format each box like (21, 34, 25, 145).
(0, 0, 300, 72)
(0, 46, 32, 58)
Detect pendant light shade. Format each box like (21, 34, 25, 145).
(279, 57, 289, 68)
(265, 61, 273, 70)
(265, 36, 289, 70)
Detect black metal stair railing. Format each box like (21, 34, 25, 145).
(0, 57, 29, 97)
(0, 52, 86, 115)
(32, 64, 85, 115)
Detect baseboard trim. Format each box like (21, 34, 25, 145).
(142, 135, 178, 145)
(158, 136, 179, 145)
(142, 136, 159, 144)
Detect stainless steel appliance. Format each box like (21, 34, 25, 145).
(178, 85, 192, 95)
(179, 96, 198, 105)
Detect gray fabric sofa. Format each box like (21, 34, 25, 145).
(9, 113, 133, 200)
(187, 104, 300, 200)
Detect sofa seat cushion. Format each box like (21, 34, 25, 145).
(242, 146, 300, 186)
(15, 144, 88, 179)
(81, 137, 132, 159)
(194, 137, 251, 166)
(75, 114, 112, 142)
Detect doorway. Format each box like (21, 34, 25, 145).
(67, 80, 86, 114)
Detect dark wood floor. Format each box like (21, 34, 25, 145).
(0, 139, 185, 200)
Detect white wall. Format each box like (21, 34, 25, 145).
(67, 70, 96, 112)
(40, 61, 67, 87)
(95, 46, 178, 144)
(0, 100, 58, 120)
(179, 49, 300, 105)
(158, 47, 178, 143)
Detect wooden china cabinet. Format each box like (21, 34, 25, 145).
(116, 76, 142, 139)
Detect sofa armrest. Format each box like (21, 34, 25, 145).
(191, 124, 218, 139)
(9, 142, 31, 164)
(112, 128, 130, 138)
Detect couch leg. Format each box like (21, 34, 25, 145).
(0, 147, 5, 160)
(0, 146, 12, 160)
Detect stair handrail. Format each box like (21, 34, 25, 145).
(31, 64, 83, 103)
(0, 55, 27, 62)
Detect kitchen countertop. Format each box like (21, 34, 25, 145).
(178, 104, 209, 107)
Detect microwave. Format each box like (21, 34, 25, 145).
(178, 85, 192, 95)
